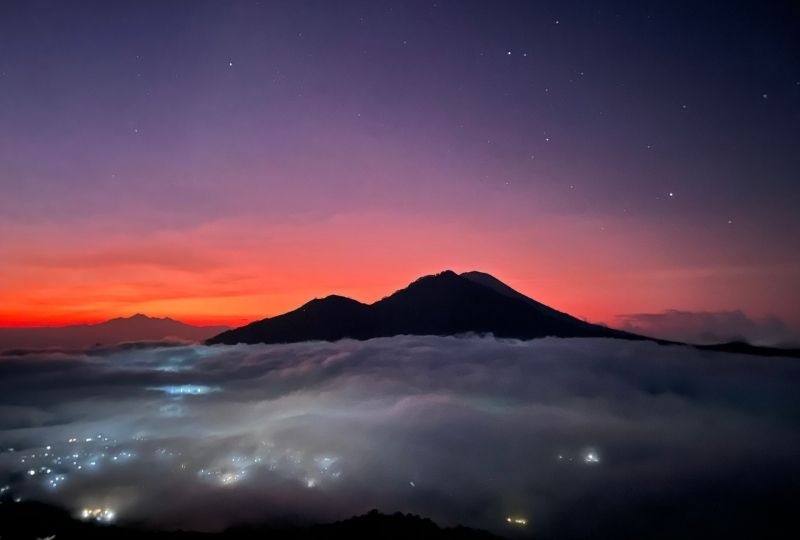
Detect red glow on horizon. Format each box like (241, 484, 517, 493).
(2, 211, 797, 330)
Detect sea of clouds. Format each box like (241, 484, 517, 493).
(1, 336, 798, 538)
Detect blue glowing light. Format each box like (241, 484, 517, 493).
(149, 385, 220, 395)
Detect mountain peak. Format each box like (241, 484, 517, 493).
(107, 313, 175, 324)
(459, 270, 494, 280)
(409, 269, 459, 283)
(303, 295, 366, 309)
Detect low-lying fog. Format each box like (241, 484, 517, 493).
(1, 336, 798, 538)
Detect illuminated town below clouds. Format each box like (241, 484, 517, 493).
(1, 336, 798, 536)
(4, 428, 604, 525)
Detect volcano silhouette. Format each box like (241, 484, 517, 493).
(207, 270, 643, 345)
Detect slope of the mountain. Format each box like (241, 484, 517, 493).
(0, 314, 229, 350)
(460, 270, 577, 323)
(210, 296, 372, 345)
(208, 270, 640, 345)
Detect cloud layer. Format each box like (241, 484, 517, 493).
(1, 336, 798, 538)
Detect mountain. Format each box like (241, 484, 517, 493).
(208, 270, 642, 345)
(0, 314, 229, 350)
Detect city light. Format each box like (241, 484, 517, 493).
(80, 507, 116, 523)
(583, 450, 600, 464)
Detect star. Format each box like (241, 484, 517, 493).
(669, 192, 674, 197)
(762, 93, 768, 99)
(506, 50, 512, 56)
(228, 61, 233, 67)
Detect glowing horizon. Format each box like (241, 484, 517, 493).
(2, 210, 799, 329)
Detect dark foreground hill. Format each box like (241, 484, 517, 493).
(0, 502, 500, 540)
(208, 270, 641, 345)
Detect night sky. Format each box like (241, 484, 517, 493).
(1, 0, 798, 330)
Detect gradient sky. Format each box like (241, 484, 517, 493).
(1, 0, 798, 329)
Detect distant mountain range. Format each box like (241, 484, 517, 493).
(697, 341, 800, 358)
(0, 314, 228, 350)
(207, 270, 644, 345)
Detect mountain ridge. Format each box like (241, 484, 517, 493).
(207, 270, 643, 346)
(0, 314, 229, 350)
